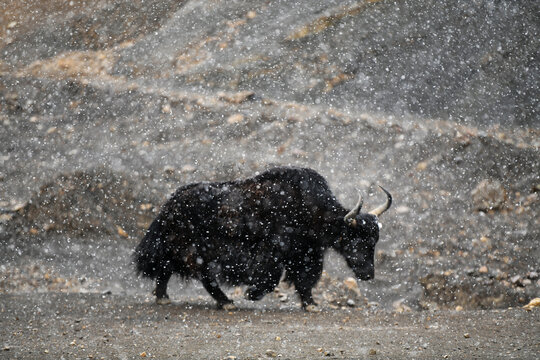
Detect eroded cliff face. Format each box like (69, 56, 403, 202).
(2, 0, 538, 125)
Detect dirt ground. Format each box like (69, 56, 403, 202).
(0, 292, 539, 359)
(1, 0, 539, 358)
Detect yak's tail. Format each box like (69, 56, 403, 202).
(134, 213, 169, 279)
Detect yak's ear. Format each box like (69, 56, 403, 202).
(346, 218, 358, 227)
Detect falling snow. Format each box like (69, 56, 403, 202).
(0, 0, 539, 358)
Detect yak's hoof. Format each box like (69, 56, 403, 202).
(304, 304, 320, 313)
(221, 302, 237, 311)
(244, 287, 264, 301)
(156, 297, 172, 305)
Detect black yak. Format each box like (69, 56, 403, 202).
(134, 166, 391, 310)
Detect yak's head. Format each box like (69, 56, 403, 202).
(335, 186, 392, 281)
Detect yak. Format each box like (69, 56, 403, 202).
(134, 166, 392, 311)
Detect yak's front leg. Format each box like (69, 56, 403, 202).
(200, 274, 236, 310)
(287, 247, 324, 312)
(296, 282, 318, 312)
(283, 269, 318, 310)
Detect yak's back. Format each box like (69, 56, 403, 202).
(162, 167, 342, 236)
(256, 167, 340, 208)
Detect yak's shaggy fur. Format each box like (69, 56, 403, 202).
(134, 166, 391, 309)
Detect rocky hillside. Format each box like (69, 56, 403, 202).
(2, 0, 538, 125)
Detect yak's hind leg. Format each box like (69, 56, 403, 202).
(244, 263, 284, 302)
(153, 271, 172, 305)
(200, 273, 236, 310)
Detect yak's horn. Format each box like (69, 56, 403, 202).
(344, 192, 363, 223)
(368, 186, 393, 217)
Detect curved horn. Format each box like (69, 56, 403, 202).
(344, 192, 363, 223)
(368, 186, 393, 217)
